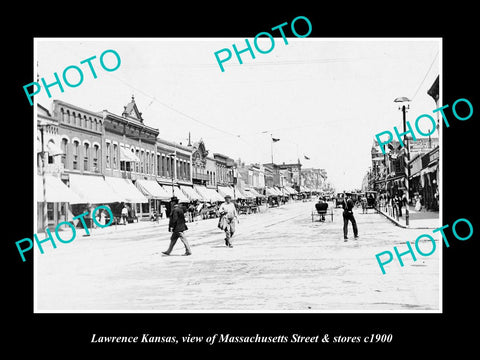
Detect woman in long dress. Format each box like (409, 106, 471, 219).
(415, 196, 422, 211)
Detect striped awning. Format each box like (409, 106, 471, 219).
(244, 187, 265, 198)
(217, 185, 235, 199)
(235, 186, 253, 199)
(36, 175, 84, 203)
(265, 187, 279, 196)
(104, 176, 148, 203)
(136, 179, 171, 200)
(68, 174, 121, 204)
(163, 185, 190, 203)
(180, 185, 203, 201)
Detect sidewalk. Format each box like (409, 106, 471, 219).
(377, 206, 440, 229)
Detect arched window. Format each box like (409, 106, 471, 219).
(47, 140, 55, 164)
(73, 140, 79, 170)
(93, 144, 99, 172)
(105, 142, 111, 168)
(71, 111, 76, 126)
(135, 149, 140, 172)
(151, 153, 155, 175)
(113, 144, 118, 169)
(84, 143, 89, 171)
(61, 138, 68, 166)
(145, 151, 149, 174)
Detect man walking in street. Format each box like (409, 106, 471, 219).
(219, 195, 238, 248)
(162, 197, 192, 256)
(342, 193, 359, 241)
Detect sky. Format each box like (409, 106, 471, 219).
(34, 38, 440, 191)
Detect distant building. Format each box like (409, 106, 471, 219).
(301, 168, 327, 191)
(264, 162, 302, 189)
(214, 153, 235, 186)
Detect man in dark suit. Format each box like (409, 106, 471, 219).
(342, 193, 359, 241)
(162, 197, 192, 256)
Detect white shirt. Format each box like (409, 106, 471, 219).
(219, 202, 237, 219)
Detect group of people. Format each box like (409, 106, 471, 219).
(161, 194, 239, 256)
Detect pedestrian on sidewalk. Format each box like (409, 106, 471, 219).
(121, 204, 128, 225)
(396, 194, 403, 217)
(162, 197, 192, 256)
(342, 193, 358, 241)
(218, 195, 238, 248)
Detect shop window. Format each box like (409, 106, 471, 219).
(47, 202, 54, 221)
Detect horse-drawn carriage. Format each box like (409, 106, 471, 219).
(360, 190, 377, 213)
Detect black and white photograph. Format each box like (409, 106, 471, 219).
(7, 7, 479, 354)
(32, 38, 441, 312)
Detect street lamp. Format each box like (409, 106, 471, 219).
(394, 96, 411, 226)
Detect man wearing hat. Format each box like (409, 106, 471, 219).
(218, 195, 238, 247)
(162, 196, 192, 256)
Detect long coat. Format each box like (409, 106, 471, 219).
(169, 205, 188, 233)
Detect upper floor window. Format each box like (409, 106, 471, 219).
(61, 138, 68, 166)
(113, 144, 118, 169)
(73, 141, 79, 170)
(93, 144, 99, 172)
(106, 142, 111, 168)
(84, 143, 89, 171)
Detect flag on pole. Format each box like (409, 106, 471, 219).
(272, 137, 280, 142)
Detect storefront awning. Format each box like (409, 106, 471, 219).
(180, 185, 203, 201)
(244, 187, 265, 198)
(37, 175, 84, 203)
(68, 174, 121, 204)
(163, 185, 190, 203)
(217, 185, 235, 199)
(135, 179, 171, 200)
(194, 185, 224, 202)
(285, 186, 297, 195)
(104, 177, 148, 203)
(235, 186, 253, 199)
(265, 187, 279, 196)
(119, 146, 140, 162)
(193, 185, 211, 202)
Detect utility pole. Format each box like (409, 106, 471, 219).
(39, 125, 48, 231)
(401, 104, 410, 226)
